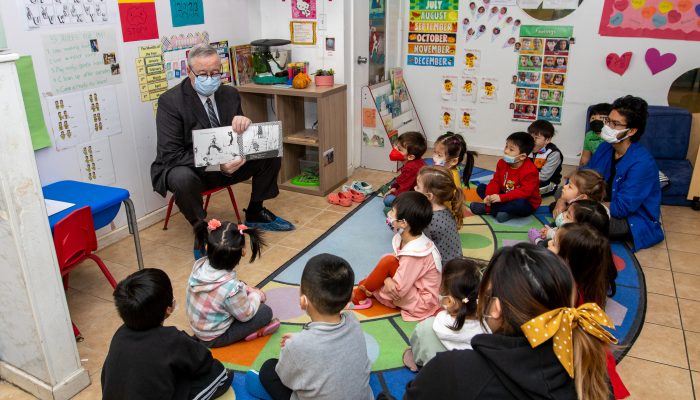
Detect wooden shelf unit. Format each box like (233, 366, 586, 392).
(236, 83, 347, 196)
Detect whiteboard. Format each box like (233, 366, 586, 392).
(0, 0, 260, 230)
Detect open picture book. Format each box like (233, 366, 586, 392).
(193, 121, 283, 167)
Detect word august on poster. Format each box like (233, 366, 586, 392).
(407, 0, 458, 67)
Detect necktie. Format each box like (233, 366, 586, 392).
(205, 98, 220, 128)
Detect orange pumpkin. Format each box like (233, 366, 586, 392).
(292, 72, 311, 89)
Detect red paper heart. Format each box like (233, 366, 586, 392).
(614, 0, 629, 11)
(606, 52, 633, 76)
(667, 9, 682, 23)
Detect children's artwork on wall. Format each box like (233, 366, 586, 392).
(42, 29, 122, 94)
(439, 106, 456, 133)
(644, 48, 677, 75)
(513, 25, 572, 124)
(290, 21, 316, 45)
(479, 77, 498, 103)
(161, 31, 209, 52)
(460, 76, 477, 103)
(462, 49, 480, 75)
(170, 0, 203, 27)
(441, 75, 457, 100)
(136, 45, 167, 102)
(193, 122, 283, 167)
(363, 108, 377, 128)
(599, 0, 700, 41)
(291, 0, 316, 19)
(407, 0, 459, 67)
(362, 129, 385, 147)
(117, 0, 159, 42)
(606, 52, 633, 76)
(77, 138, 115, 185)
(46, 92, 91, 150)
(84, 86, 121, 139)
(458, 107, 477, 133)
(22, 0, 109, 29)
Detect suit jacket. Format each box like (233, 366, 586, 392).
(150, 79, 244, 196)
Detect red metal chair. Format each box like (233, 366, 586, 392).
(53, 206, 117, 340)
(162, 185, 242, 230)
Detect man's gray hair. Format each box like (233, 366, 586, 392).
(187, 44, 219, 69)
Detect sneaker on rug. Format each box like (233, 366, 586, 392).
(469, 202, 487, 215)
(244, 370, 273, 400)
(527, 228, 542, 244)
(245, 208, 295, 231)
(245, 318, 281, 342)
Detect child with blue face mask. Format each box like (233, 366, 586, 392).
(469, 132, 541, 223)
(432, 132, 477, 189)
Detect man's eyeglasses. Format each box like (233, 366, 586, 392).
(194, 72, 222, 80)
(603, 117, 627, 130)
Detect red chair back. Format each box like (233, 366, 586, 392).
(53, 206, 98, 271)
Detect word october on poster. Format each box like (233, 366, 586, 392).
(407, 0, 458, 67)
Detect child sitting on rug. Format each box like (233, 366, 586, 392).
(415, 166, 465, 265)
(352, 191, 442, 321)
(102, 268, 233, 400)
(403, 258, 488, 371)
(547, 222, 628, 399)
(247, 253, 373, 400)
(186, 219, 280, 348)
(432, 132, 477, 188)
(528, 169, 606, 246)
(469, 132, 541, 223)
(384, 131, 427, 207)
(579, 103, 612, 166)
(528, 120, 563, 196)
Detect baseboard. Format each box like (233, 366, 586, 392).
(97, 206, 168, 248)
(0, 362, 90, 400)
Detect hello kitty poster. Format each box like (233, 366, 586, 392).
(292, 0, 317, 19)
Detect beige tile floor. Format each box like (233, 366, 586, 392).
(1, 156, 699, 399)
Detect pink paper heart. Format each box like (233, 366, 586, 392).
(667, 9, 681, 23)
(606, 52, 633, 76)
(644, 48, 676, 75)
(614, 0, 629, 11)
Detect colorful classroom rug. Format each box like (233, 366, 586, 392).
(215, 167, 646, 399)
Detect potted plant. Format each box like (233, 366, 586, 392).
(314, 68, 335, 86)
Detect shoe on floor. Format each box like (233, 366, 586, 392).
(244, 370, 273, 400)
(469, 202, 487, 215)
(245, 208, 295, 231)
(245, 318, 281, 341)
(527, 228, 541, 244)
(495, 212, 513, 223)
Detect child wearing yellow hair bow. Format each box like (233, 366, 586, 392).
(401, 243, 617, 400)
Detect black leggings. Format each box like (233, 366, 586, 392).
(202, 304, 273, 348)
(259, 358, 293, 400)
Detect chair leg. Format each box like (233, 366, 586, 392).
(204, 194, 211, 211)
(227, 186, 242, 224)
(86, 254, 118, 289)
(163, 196, 175, 230)
(73, 322, 83, 342)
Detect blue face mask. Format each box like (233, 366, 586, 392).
(194, 75, 221, 97)
(503, 153, 518, 164)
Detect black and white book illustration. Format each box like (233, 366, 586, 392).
(193, 121, 283, 167)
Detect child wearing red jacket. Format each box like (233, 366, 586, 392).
(384, 131, 427, 207)
(469, 132, 541, 222)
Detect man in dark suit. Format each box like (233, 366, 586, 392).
(151, 44, 294, 254)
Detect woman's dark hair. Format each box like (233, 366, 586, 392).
(557, 223, 617, 306)
(393, 191, 433, 236)
(194, 220, 266, 269)
(441, 258, 481, 331)
(611, 95, 648, 142)
(476, 243, 610, 399)
(506, 131, 535, 156)
(435, 132, 478, 187)
(568, 200, 610, 236)
(113, 268, 173, 331)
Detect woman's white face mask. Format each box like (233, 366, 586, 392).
(600, 124, 630, 144)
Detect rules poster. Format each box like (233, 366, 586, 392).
(407, 0, 458, 67)
(512, 25, 571, 124)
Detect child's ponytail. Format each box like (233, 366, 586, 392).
(194, 219, 266, 269)
(441, 258, 480, 331)
(462, 149, 477, 188)
(418, 166, 466, 226)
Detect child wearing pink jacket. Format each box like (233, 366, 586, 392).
(352, 192, 442, 321)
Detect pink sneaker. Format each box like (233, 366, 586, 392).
(244, 318, 281, 341)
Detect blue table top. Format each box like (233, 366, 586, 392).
(43, 180, 130, 229)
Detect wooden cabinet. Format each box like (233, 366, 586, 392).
(236, 83, 348, 196)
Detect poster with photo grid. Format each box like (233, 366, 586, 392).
(512, 25, 572, 124)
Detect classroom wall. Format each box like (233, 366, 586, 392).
(0, 0, 261, 234)
(400, 1, 700, 163)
